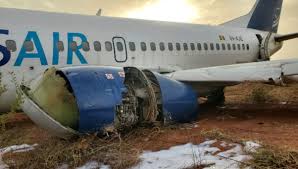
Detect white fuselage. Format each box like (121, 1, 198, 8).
(0, 8, 265, 112)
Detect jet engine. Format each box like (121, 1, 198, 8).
(21, 66, 198, 138)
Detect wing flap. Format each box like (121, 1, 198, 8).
(167, 59, 298, 96)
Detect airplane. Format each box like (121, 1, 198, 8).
(0, 0, 298, 138)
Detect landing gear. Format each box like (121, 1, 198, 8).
(206, 87, 225, 105)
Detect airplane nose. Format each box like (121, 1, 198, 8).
(21, 66, 198, 138)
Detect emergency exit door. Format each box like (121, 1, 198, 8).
(112, 37, 127, 63)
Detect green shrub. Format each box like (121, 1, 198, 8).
(0, 73, 7, 97)
(249, 87, 269, 104)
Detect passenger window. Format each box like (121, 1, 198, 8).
(160, 42, 165, 51)
(141, 42, 147, 51)
(197, 43, 202, 51)
(150, 42, 156, 51)
(242, 44, 245, 50)
(82, 41, 90, 52)
(227, 44, 231, 50)
(57, 41, 64, 52)
(116, 42, 124, 51)
(237, 44, 241, 50)
(246, 44, 250, 50)
(70, 41, 77, 51)
(94, 41, 101, 51)
(24, 41, 34, 52)
(210, 43, 214, 50)
(190, 43, 195, 51)
(5, 40, 17, 52)
(204, 43, 208, 50)
(216, 43, 220, 50)
(222, 44, 226, 50)
(183, 43, 188, 51)
(176, 43, 181, 51)
(232, 44, 236, 50)
(129, 42, 136, 51)
(105, 41, 113, 51)
(168, 43, 173, 51)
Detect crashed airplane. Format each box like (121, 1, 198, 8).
(0, 0, 298, 137)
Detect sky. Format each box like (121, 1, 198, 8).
(0, 0, 297, 59)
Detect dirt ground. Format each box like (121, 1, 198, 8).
(1, 82, 298, 167)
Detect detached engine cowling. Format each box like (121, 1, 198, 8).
(21, 67, 198, 138)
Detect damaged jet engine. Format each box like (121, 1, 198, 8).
(21, 67, 198, 138)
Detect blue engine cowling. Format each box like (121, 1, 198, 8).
(22, 66, 198, 137)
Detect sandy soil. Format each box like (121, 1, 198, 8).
(1, 83, 298, 152)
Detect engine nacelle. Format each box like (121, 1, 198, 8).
(21, 66, 198, 138)
(259, 32, 283, 60)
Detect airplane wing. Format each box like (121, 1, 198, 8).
(167, 59, 298, 96)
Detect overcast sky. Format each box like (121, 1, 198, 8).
(0, 0, 297, 59)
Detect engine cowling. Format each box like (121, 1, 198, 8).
(21, 66, 198, 138)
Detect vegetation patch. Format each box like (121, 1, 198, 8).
(248, 147, 298, 169)
(200, 129, 230, 141)
(2, 127, 167, 169)
(8, 72, 25, 112)
(248, 87, 271, 104)
(0, 73, 7, 97)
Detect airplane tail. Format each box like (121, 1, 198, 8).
(222, 0, 283, 33)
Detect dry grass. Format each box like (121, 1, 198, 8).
(0, 73, 7, 97)
(225, 82, 298, 104)
(0, 112, 16, 132)
(200, 129, 230, 141)
(249, 147, 298, 169)
(2, 126, 170, 169)
(248, 87, 271, 104)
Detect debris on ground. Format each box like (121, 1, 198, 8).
(0, 144, 37, 169)
(133, 140, 260, 169)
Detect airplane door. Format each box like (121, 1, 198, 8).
(112, 37, 127, 63)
